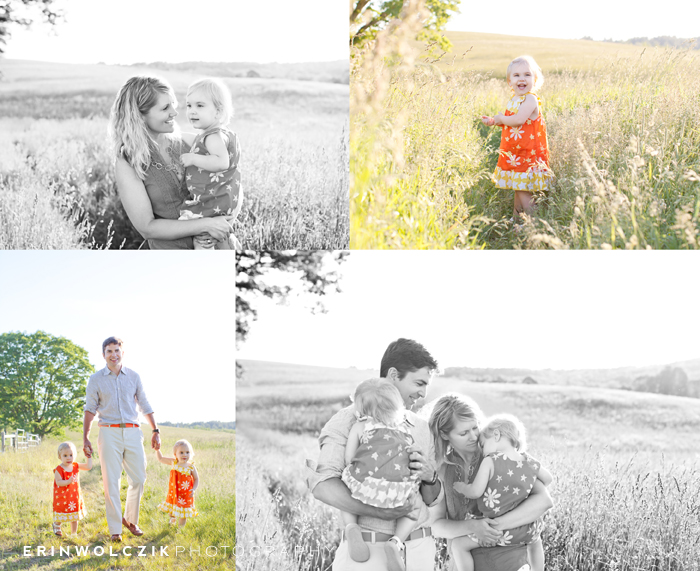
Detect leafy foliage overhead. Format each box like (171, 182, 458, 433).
(350, 0, 459, 51)
(0, 331, 94, 437)
(0, 0, 62, 54)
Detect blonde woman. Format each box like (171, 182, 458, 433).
(109, 75, 234, 249)
(428, 394, 553, 571)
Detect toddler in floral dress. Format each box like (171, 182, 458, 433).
(53, 442, 92, 537)
(178, 77, 242, 250)
(452, 414, 553, 571)
(482, 55, 553, 219)
(157, 439, 199, 527)
(341, 379, 424, 571)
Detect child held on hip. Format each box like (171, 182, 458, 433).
(178, 77, 243, 250)
(341, 379, 426, 571)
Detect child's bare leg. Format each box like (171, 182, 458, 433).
(178, 518, 186, 528)
(341, 510, 369, 562)
(515, 191, 535, 216)
(451, 535, 480, 571)
(384, 515, 416, 571)
(70, 521, 78, 534)
(527, 537, 545, 571)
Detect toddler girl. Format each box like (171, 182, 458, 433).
(178, 77, 243, 250)
(157, 439, 199, 527)
(452, 414, 552, 571)
(341, 379, 423, 571)
(52, 442, 92, 537)
(481, 55, 553, 218)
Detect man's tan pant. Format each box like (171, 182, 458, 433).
(97, 426, 147, 535)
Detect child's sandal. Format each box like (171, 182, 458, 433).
(52, 523, 63, 537)
(384, 537, 406, 571)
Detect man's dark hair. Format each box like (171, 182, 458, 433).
(102, 337, 123, 354)
(379, 338, 438, 379)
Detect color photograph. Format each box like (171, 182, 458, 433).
(0, 0, 349, 251)
(350, 0, 700, 249)
(0, 252, 235, 570)
(235, 250, 700, 571)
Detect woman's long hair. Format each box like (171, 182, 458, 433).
(108, 75, 177, 180)
(427, 393, 485, 468)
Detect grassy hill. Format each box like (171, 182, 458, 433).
(352, 29, 700, 249)
(0, 425, 235, 570)
(414, 31, 654, 75)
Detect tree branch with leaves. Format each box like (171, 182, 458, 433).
(0, 0, 62, 54)
(350, 0, 459, 52)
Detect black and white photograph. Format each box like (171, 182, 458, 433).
(235, 250, 700, 571)
(0, 252, 235, 569)
(0, 0, 348, 250)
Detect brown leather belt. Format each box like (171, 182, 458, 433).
(99, 423, 139, 428)
(341, 527, 432, 543)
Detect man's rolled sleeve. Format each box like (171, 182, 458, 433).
(133, 374, 154, 416)
(305, 406, 355, 493)
(84, 378, 99, 415)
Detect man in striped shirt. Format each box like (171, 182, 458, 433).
(83, 336, 161, 542)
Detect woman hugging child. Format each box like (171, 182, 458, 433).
(452, 414, 552, 571)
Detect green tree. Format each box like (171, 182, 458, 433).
(0, 0, 62, 54)
(0, 331, 94, 437)
(350, 0, 460, 51)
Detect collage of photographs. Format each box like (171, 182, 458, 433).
(0, 0, 698, 570)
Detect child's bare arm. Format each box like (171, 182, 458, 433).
(156, 449, 176, 465)
(344, 421, 364, 465)
(495, 94, 538, 127)
(537, 465, 553, 486)
(78, 457, 93, 471)
(54, 471, 74, 487)
(191, 466, 199, 493)
(453, 457, 493, 499)
(181, 132, 230, 172)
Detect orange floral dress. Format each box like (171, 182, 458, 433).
(492, 93, 553, 191)
(158, 461, 198, 519)
(53, 463, 86, 523)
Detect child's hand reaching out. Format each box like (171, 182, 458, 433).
(481, 115, 495, 127)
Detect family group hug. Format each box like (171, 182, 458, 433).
(51, 337, 199, 540)
(307, 339, 554, 571)
(109, 74, 242, 250)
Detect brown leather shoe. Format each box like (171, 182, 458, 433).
(122, 517, 144, 537)
(110, 534, 122, 542)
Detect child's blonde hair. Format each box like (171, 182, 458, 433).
(481, 414, 528, 452)
(507, 55, 544, 91)
(173, 439, 195, 460)
(352, 379, 405, 426)
(57, 441, 77, 460)
(187, 78, 234, 126)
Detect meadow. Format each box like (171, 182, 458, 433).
(236, 360, 700, 571)
(0, 425, 235, 570)
(0, 59, 349, 250)
(351, 29, 700, 249)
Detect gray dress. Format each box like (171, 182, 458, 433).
(142, 138, 193, 250)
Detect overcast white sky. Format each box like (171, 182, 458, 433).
(0, 251, 235, 423)
(3, 0, 347, 64)
(448, 0, 699, 42)
(238, 251, 700, 372)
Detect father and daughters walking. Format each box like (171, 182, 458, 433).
(51, 337, 199, 540)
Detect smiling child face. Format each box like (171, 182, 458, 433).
(509, 61, 534, 95)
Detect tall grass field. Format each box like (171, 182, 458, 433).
(236, 360, 700, 571)
(0, 59, 349, 250)
(0, 425, 235, 570)
(351, 29, 700, 249)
